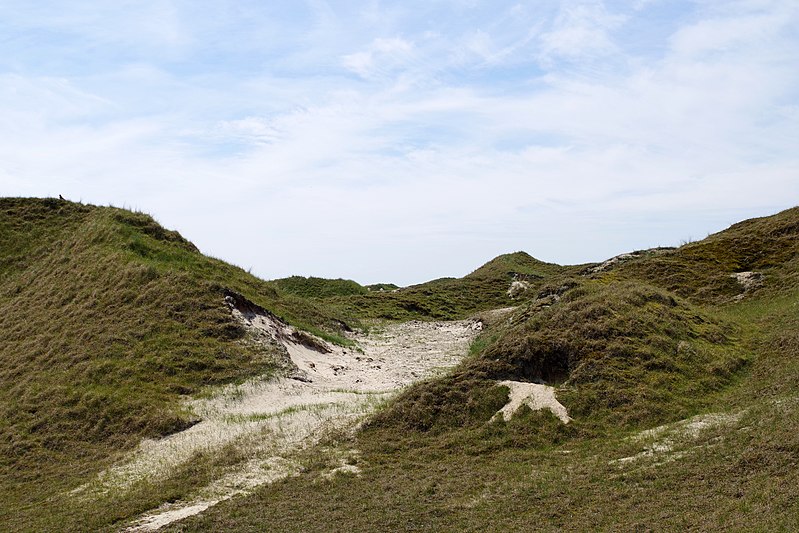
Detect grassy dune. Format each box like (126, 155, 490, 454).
(0, 198, 351, 529)
(175, 207, 799, 531)
(327, 251, 570, 321)
(1, 199, 797, 531)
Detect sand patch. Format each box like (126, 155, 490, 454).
(507, 280, 530, 298)
(731, 271, 764, 301)
(612, 411, 743, 466)
(491, 380, 572, 424)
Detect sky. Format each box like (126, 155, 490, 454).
(1, 0, 798, 286)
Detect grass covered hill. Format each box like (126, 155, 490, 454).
(271, 275, 369, 299)
(375, 207, 799, 437)
(606, 206, 799, 303)
(2, 198, 798, 531)
(175, 206, 799, 531)
(325, 251, 571, 322)
(271, 252, 568, 323)
(0, 197, 352, 522)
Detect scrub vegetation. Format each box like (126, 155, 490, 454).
(1, 198, 797, 531)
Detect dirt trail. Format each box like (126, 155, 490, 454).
(76, 300, 481, 531)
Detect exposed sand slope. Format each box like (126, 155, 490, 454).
(74, 298, 481, 531)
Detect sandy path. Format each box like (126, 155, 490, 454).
(78, 303, 480, 531)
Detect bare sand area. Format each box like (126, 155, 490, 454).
(74, 299, 480, 530)
(73, 297, 571, 531)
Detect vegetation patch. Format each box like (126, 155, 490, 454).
(482, 281, 748, 427)
(611, 206, 799, 303)
(272, 276, 368, 299)
(370, 280, 749, 440)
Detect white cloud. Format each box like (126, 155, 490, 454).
(669, 3, 797, 59)
(341, 37, 415, 80)
(208, 117, 283, 146)
(1, 1, 797, 285)
(0, 74, 112, 121)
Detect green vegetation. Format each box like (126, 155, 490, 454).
(484, 281, 747, 426)
(373, 280, 747, 438)
(171, 390, 799, 532)
(329, 251, 571, 322)
(609, 206, 799, 303)
(174, 206, 799, 531)
(268, 252, 570, 325)
(364, 282, 399, 292)
(271, 252, 569, 324)
(272, 275, 368, 299)
(2, 198, 798, 531)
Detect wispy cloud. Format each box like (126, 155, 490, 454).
(537, 1, 627, 64)
(342, 37, 415, 79)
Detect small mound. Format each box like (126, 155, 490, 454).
(271, 276, 368, 299)
(479, 281, 748, 426)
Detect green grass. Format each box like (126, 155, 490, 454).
(364, 282, 399, 292)
(171, 284, 799, 532)
(169, 206, 799, 531)
(252, 252, 569, 324)
(328, 252, 572, 322)
(0, 198, 353, 530)
(610, 206, 799, 303)
(2, 199, 798, 531)
(170, 394, 799, 532)
(272, 276, 369, 299)
(364, 279, 748, 442)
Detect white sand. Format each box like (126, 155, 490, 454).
(491, 380, 572, 424)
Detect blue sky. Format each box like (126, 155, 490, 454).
(2, 0, 798, 285)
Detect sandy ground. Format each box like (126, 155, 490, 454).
(75, 301, 481, 531)
(69, 298, 579, 531)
